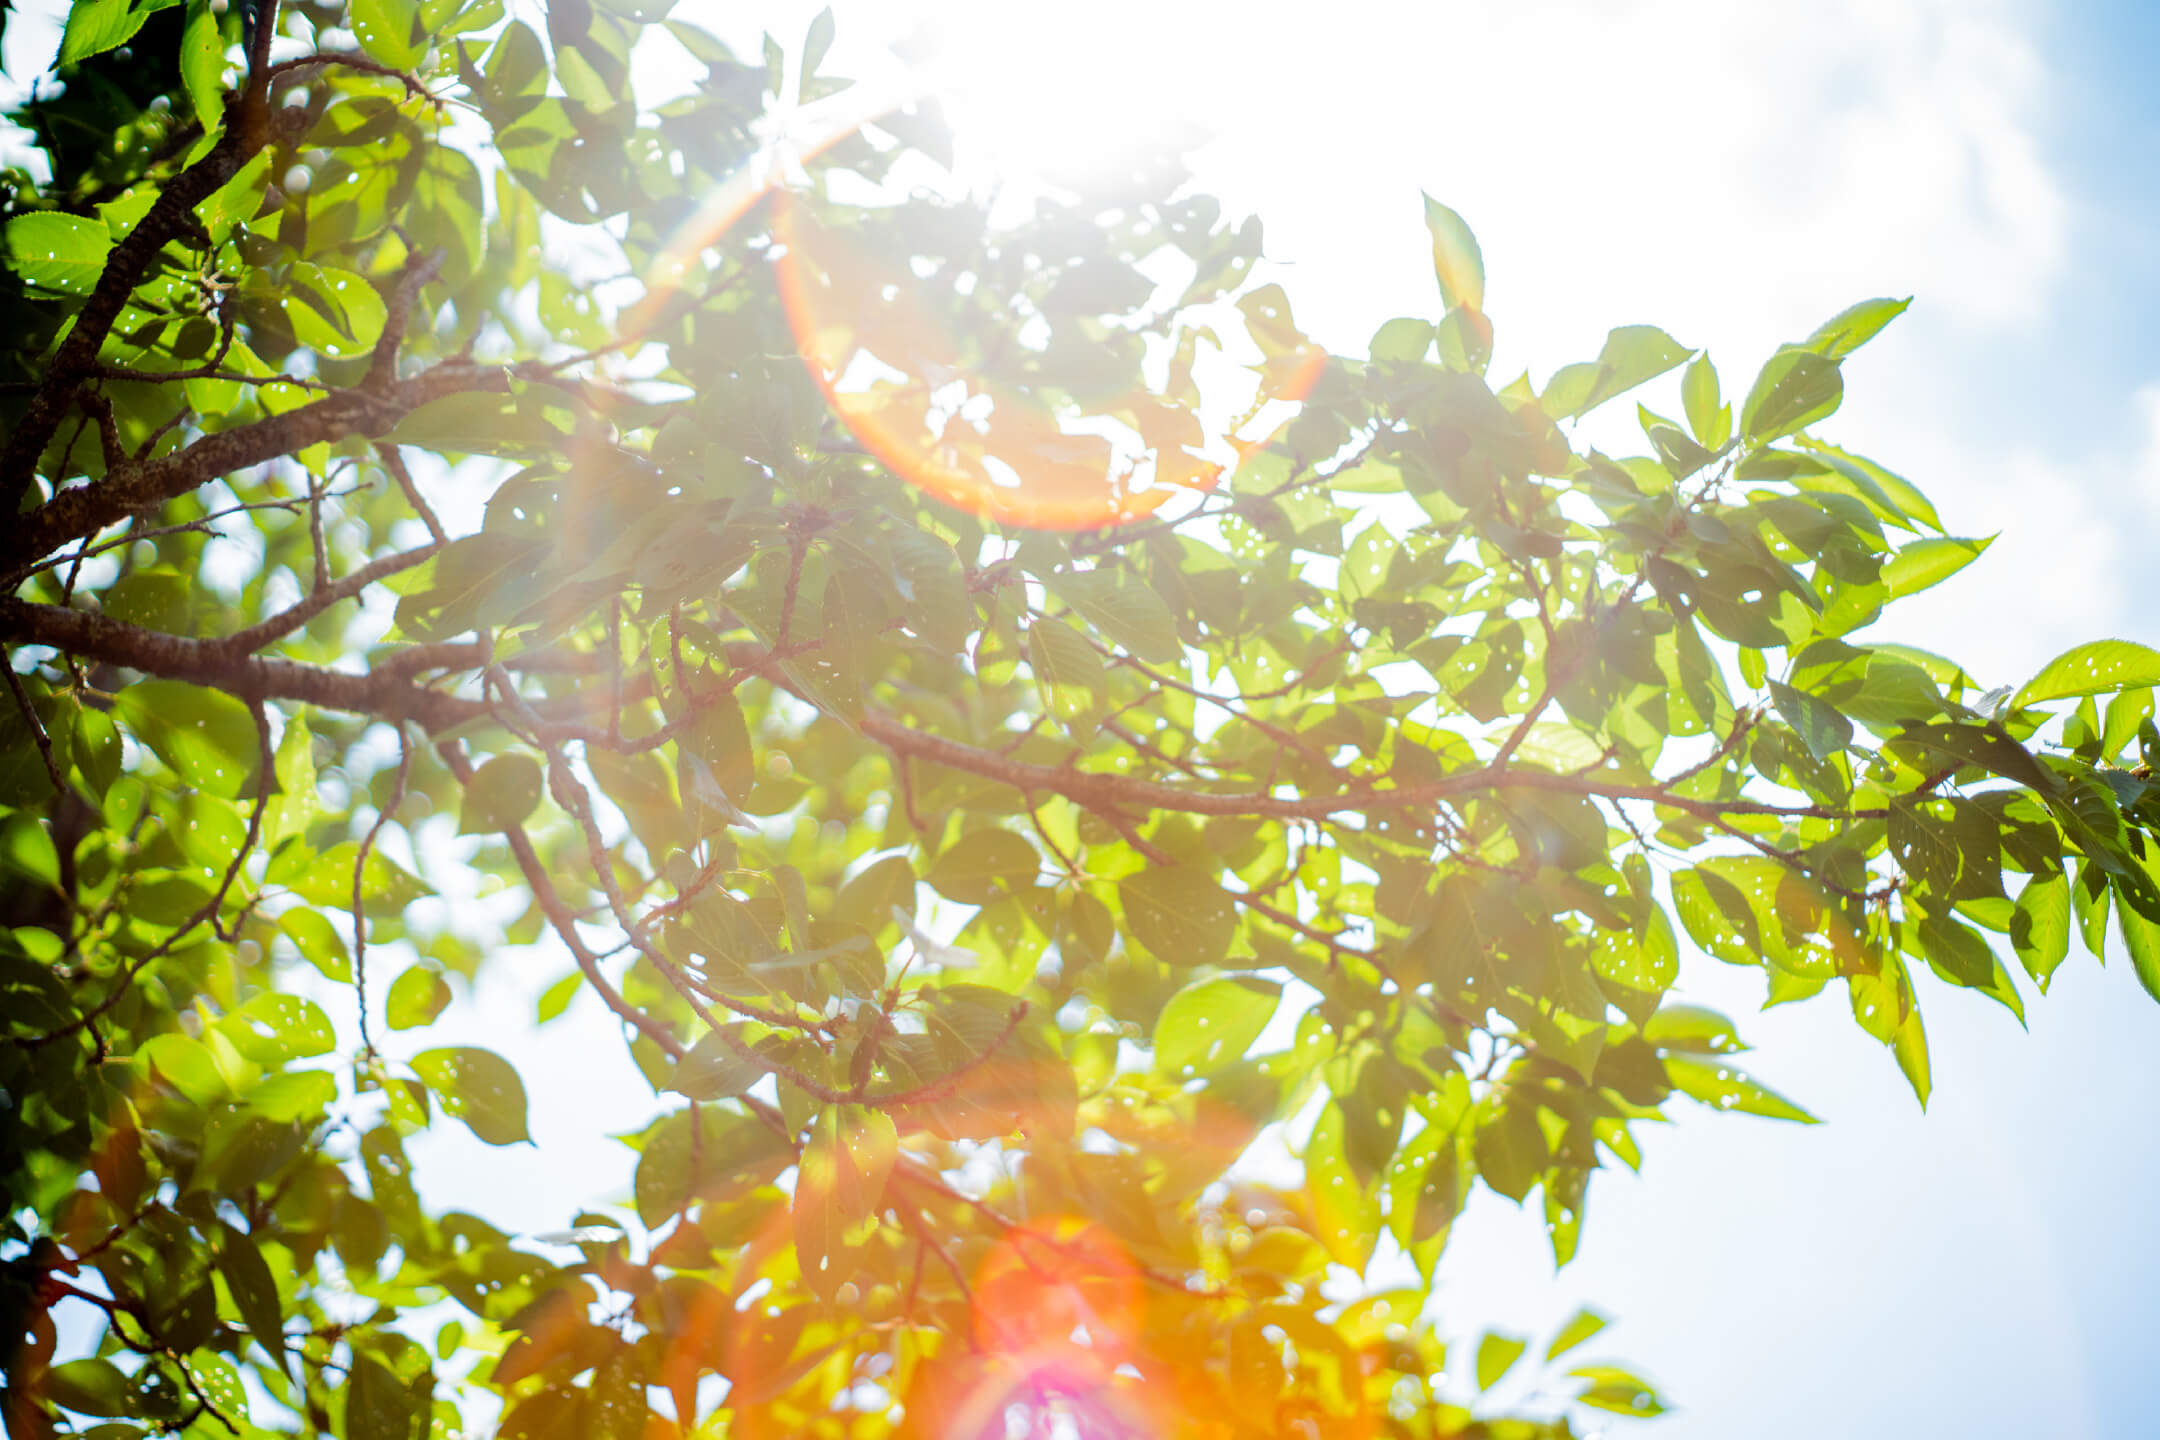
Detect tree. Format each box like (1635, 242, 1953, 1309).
(4, 5, 2158, 1437)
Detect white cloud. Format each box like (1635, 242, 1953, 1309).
(1168, 0, 2064, 368)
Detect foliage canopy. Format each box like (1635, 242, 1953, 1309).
(5, 5, 2160, 1438)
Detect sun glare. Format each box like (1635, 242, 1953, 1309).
(903, 0, 1220, 193)
(625, 2, 1327, 531)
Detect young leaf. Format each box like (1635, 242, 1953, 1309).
(1421, 194, 1484, 314)
(926, 828, 1040, 904)
(6, 212, 114, 296)
(460, 752, 544, 833)
(1119, 864, 1237, 966)
(1681, 353, 1727, 447)
(1741, 349, 1842, 442)
(1882, 535, 1992, 599)
(793, 1104, 897, 1299)
(386, 965, 452, 1030)
(180, 0, 226, 132)
(1805, 296, 1911, 358)
(1476, 1332, 1527, 1390)
(1546, 1307, 1609, 1361)
(1664, 1055, 1816, 1122)
(1571, 1365, 1668, 1418)
(2012, 639, 2160, 708)
(279, 908, 351, 982)
(114, 679, 263, 799)
(58, 0, 148, 66)
(412, 1047, 532, 1145)
(2010, 872, 2071, 992)
(1153, 975, 1281, 1076)
(667, 1026, 766, 1101)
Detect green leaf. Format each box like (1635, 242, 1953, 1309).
(413, 1046, 532, 1145)
(667, 1026, 765, 1100)
(1046, 569, 1182, 663)
(1384, 1118, 1462, 1249)
(390, 394, 562, 460)
(1681, 354, 1727, 448)
(2012, 639, 2160, 708)
(1805, 296, 1911, 358)
(279, 907, 351, 982)
(793, 1104, 897, 1299)
(1571, 1365, 1668, 1418)
(289, 841, 433, 911)
(1476, 1332, 1527, 1391)
(221, 993, 335, 1063)
(180, 0, 225, 132)
(198, 149, 273, 245)
(1421, 194, 1484, 313)
(58, 0, 148, 66)
(536, 971, 581, 1023)
(460, 752, 543, 833)
(5, 211, 114, 297)
(1882, 535, 1991, 599)
(114, 679, 262, 799)
(1369, 315, 1434, 365)
(104, 568, 193, 633)
(42, 1357, 132, 1416)
(216, 1222, 287, 1374)
(799, 6, 835, 96)
(1768, 678, 1854, 760)
(350, 0, 422, 67)
(1895, 1006, 1931, 1108)
(685, 691, 756, 801)
(249, 1070, 335, 1122)
(1642, 1004, 1747, 1055)
(1153, 975, 1280, 1077)
(2010, 873, 2070, 992)
(1305, 1101, 1379, 1269)
(1473, 1100, 1545, 1201)
(275, 263, 389, 359)
(1741, 348, 1842, 443)
(1028, 618, 1106, 727)
(266, 711, 318, 848)
(925, 828, 1039, 904)
(1664, 1055, 1815, 1122)
(1546, 1307, 1609, 1361)
(348, 1354, 418, 1440)
(386, 965, 452, 1029)
(1119, 864, 1236, 966)
(0, 681, 62, 805)
(2117, 860, 2160, 1007)
(1554, 326, 1693, 420)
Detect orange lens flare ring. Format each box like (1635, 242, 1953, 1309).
(927, 1216, 1172, 1436)
(630, 85, 1327, 530)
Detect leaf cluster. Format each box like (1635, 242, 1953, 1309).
(3, 6, 2156, 1439)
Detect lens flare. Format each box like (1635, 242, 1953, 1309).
(623, 72, 1327, 532)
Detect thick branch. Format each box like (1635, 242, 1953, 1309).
(5, 363, 505, 573)
(0, 597, 1887, 831)
(0, 597, 484, 728)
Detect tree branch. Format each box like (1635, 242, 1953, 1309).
(5, 362, 505, 574)
(0, 59, 307, 515)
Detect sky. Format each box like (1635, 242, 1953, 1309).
(10, 0, 2160, 1435)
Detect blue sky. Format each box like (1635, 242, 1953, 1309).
(11, 0, 2160, 1433)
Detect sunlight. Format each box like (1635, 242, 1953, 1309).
(905, 0, 1220, 194)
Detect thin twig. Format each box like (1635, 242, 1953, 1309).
(351, 725, 414, 1062)
(2, 652, 67, 796)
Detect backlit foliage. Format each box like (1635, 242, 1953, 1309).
(6, 5, 2160, 1439)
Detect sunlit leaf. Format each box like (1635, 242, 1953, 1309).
(413, 1046, 532, 1145)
